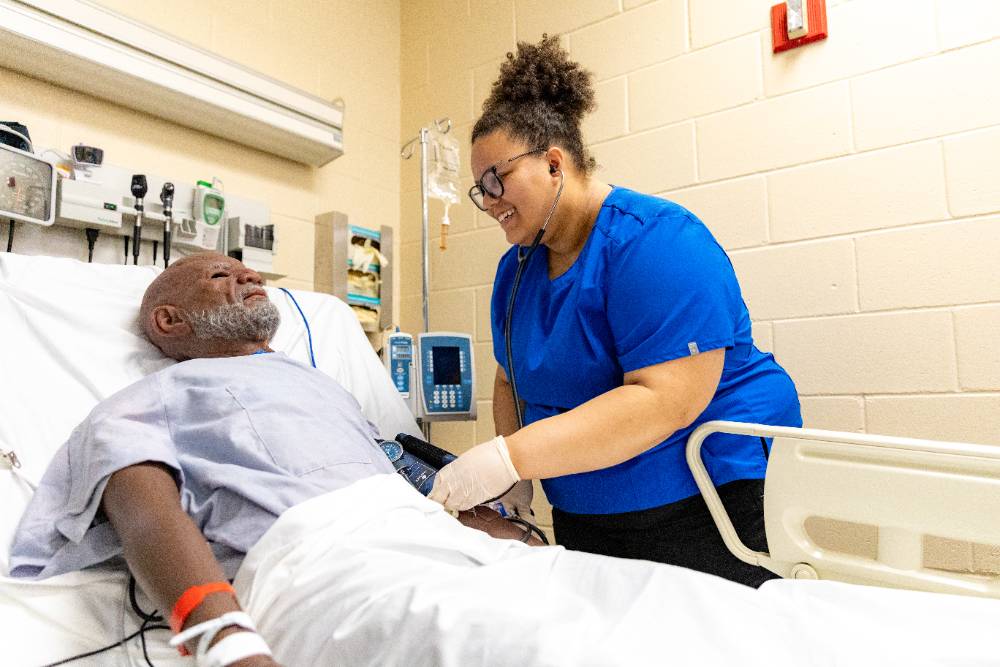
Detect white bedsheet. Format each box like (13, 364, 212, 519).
(236, 474, 1000, 667)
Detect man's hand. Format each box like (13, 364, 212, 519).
(457, 505, 545, 546)
(428, 436, 520, 511)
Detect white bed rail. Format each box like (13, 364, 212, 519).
(687, 421, 1000, 598)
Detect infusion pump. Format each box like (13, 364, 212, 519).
(382, 330, 476, 422)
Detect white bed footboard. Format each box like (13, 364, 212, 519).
(687, 421, 1000, 598)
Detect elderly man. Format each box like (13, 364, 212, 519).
(9, 253, 529, 667)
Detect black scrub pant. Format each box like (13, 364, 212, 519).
(551, 479, 779, 588)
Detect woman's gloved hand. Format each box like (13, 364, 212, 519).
(428, 436, 520, 511)
(498, 479, 534, 519)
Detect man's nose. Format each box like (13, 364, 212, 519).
(236, 268, 262, 284)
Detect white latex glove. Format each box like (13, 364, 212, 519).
(428, 436, 520, 511)
(498, 479, 534, 519)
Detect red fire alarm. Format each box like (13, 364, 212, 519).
(771, 0, 828, 53)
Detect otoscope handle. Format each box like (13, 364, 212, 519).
(130, 175, 147, 265)
(160, 182, 174, 268)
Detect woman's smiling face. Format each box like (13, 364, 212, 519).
(470, 130, 554, 246)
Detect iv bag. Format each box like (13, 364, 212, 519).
(427, 128, 460, 206)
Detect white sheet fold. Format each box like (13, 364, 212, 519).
(236, 474, 799, 667)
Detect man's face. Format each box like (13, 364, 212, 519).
(141, 253, 281, 358)
(176, 255, 279, 343)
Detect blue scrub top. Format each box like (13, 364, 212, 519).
(491, 187, 801, 515)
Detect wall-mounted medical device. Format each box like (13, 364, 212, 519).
(36, 151, 279, 273)
(383, 329, 417, 415)
(417, 332, 476, 422)
(226, 192, 276, 276)
(381, 330, 477, 422)
(317, 211, 394, 333)
(0, 142, 57, 226)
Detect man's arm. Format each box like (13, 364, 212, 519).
(102, 463, 281, 665)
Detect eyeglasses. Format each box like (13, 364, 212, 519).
(468, 147, 546, 211)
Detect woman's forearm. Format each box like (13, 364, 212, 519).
(505, 383, 681, 479)
(505, 349, 724, 480)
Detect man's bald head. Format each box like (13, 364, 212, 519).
(140, 253, 279, 360)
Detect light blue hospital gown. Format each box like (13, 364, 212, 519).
(9, 352, 396, 579)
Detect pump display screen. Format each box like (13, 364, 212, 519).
(432, 346, 461, 385)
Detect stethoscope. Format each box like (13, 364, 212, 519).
(503, 169, 564, 429)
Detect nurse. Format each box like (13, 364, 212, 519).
(428, 36, 801, 587)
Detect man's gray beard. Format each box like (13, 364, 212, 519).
(185, 300, 281, 342)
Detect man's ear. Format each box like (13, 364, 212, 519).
(151, 305, 189, 337)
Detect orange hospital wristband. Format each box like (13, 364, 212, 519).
(170, 581, 237, 634)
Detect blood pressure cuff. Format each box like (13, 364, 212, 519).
(377, 433, 456, 496)
(378, 433, 549, 546)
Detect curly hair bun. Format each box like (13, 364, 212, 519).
(485, 34, 595, 123)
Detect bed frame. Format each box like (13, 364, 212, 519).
(688, 421, 1000, 598)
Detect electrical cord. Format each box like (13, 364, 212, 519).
(506, 515, 550, 545)
(41, 576, 167, 667)
(38, 625, 167, 667)
(85, 228, 99, 263)
(6, 219, 15, 252)
(129, 577, 163, 667)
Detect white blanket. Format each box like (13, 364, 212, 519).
(235, 474, 1000, 667)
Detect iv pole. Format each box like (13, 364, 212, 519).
(401, 117, 452, 440)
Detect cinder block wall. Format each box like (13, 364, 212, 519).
(400, 0, 1000, 561)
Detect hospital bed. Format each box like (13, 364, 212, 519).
(1, 252, 999, 667)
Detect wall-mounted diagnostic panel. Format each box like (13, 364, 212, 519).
(0, 143, 56, 226)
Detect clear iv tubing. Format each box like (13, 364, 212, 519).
(503, 171, 564, 430)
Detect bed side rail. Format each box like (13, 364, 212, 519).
(687, 421, 1000, 599)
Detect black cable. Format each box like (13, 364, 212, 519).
(139, 617, 157, 667)
(41, 576, 166, 667)
(123, 235, 130, 265)
(39, 623, 169, 667)
(85, 228, 99, 263)
(507, 515, 550, 545)
(129, 575, 162, 623)
(128, 575, 164, 666)
(760, 436, 770, 461)
(504, 228, 545, 431)
(152, 240, 158, 264)
(6, 218, 14, 252)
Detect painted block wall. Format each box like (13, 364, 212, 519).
(3, 0, 402, 297)
(399, 0, 1000, 563)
